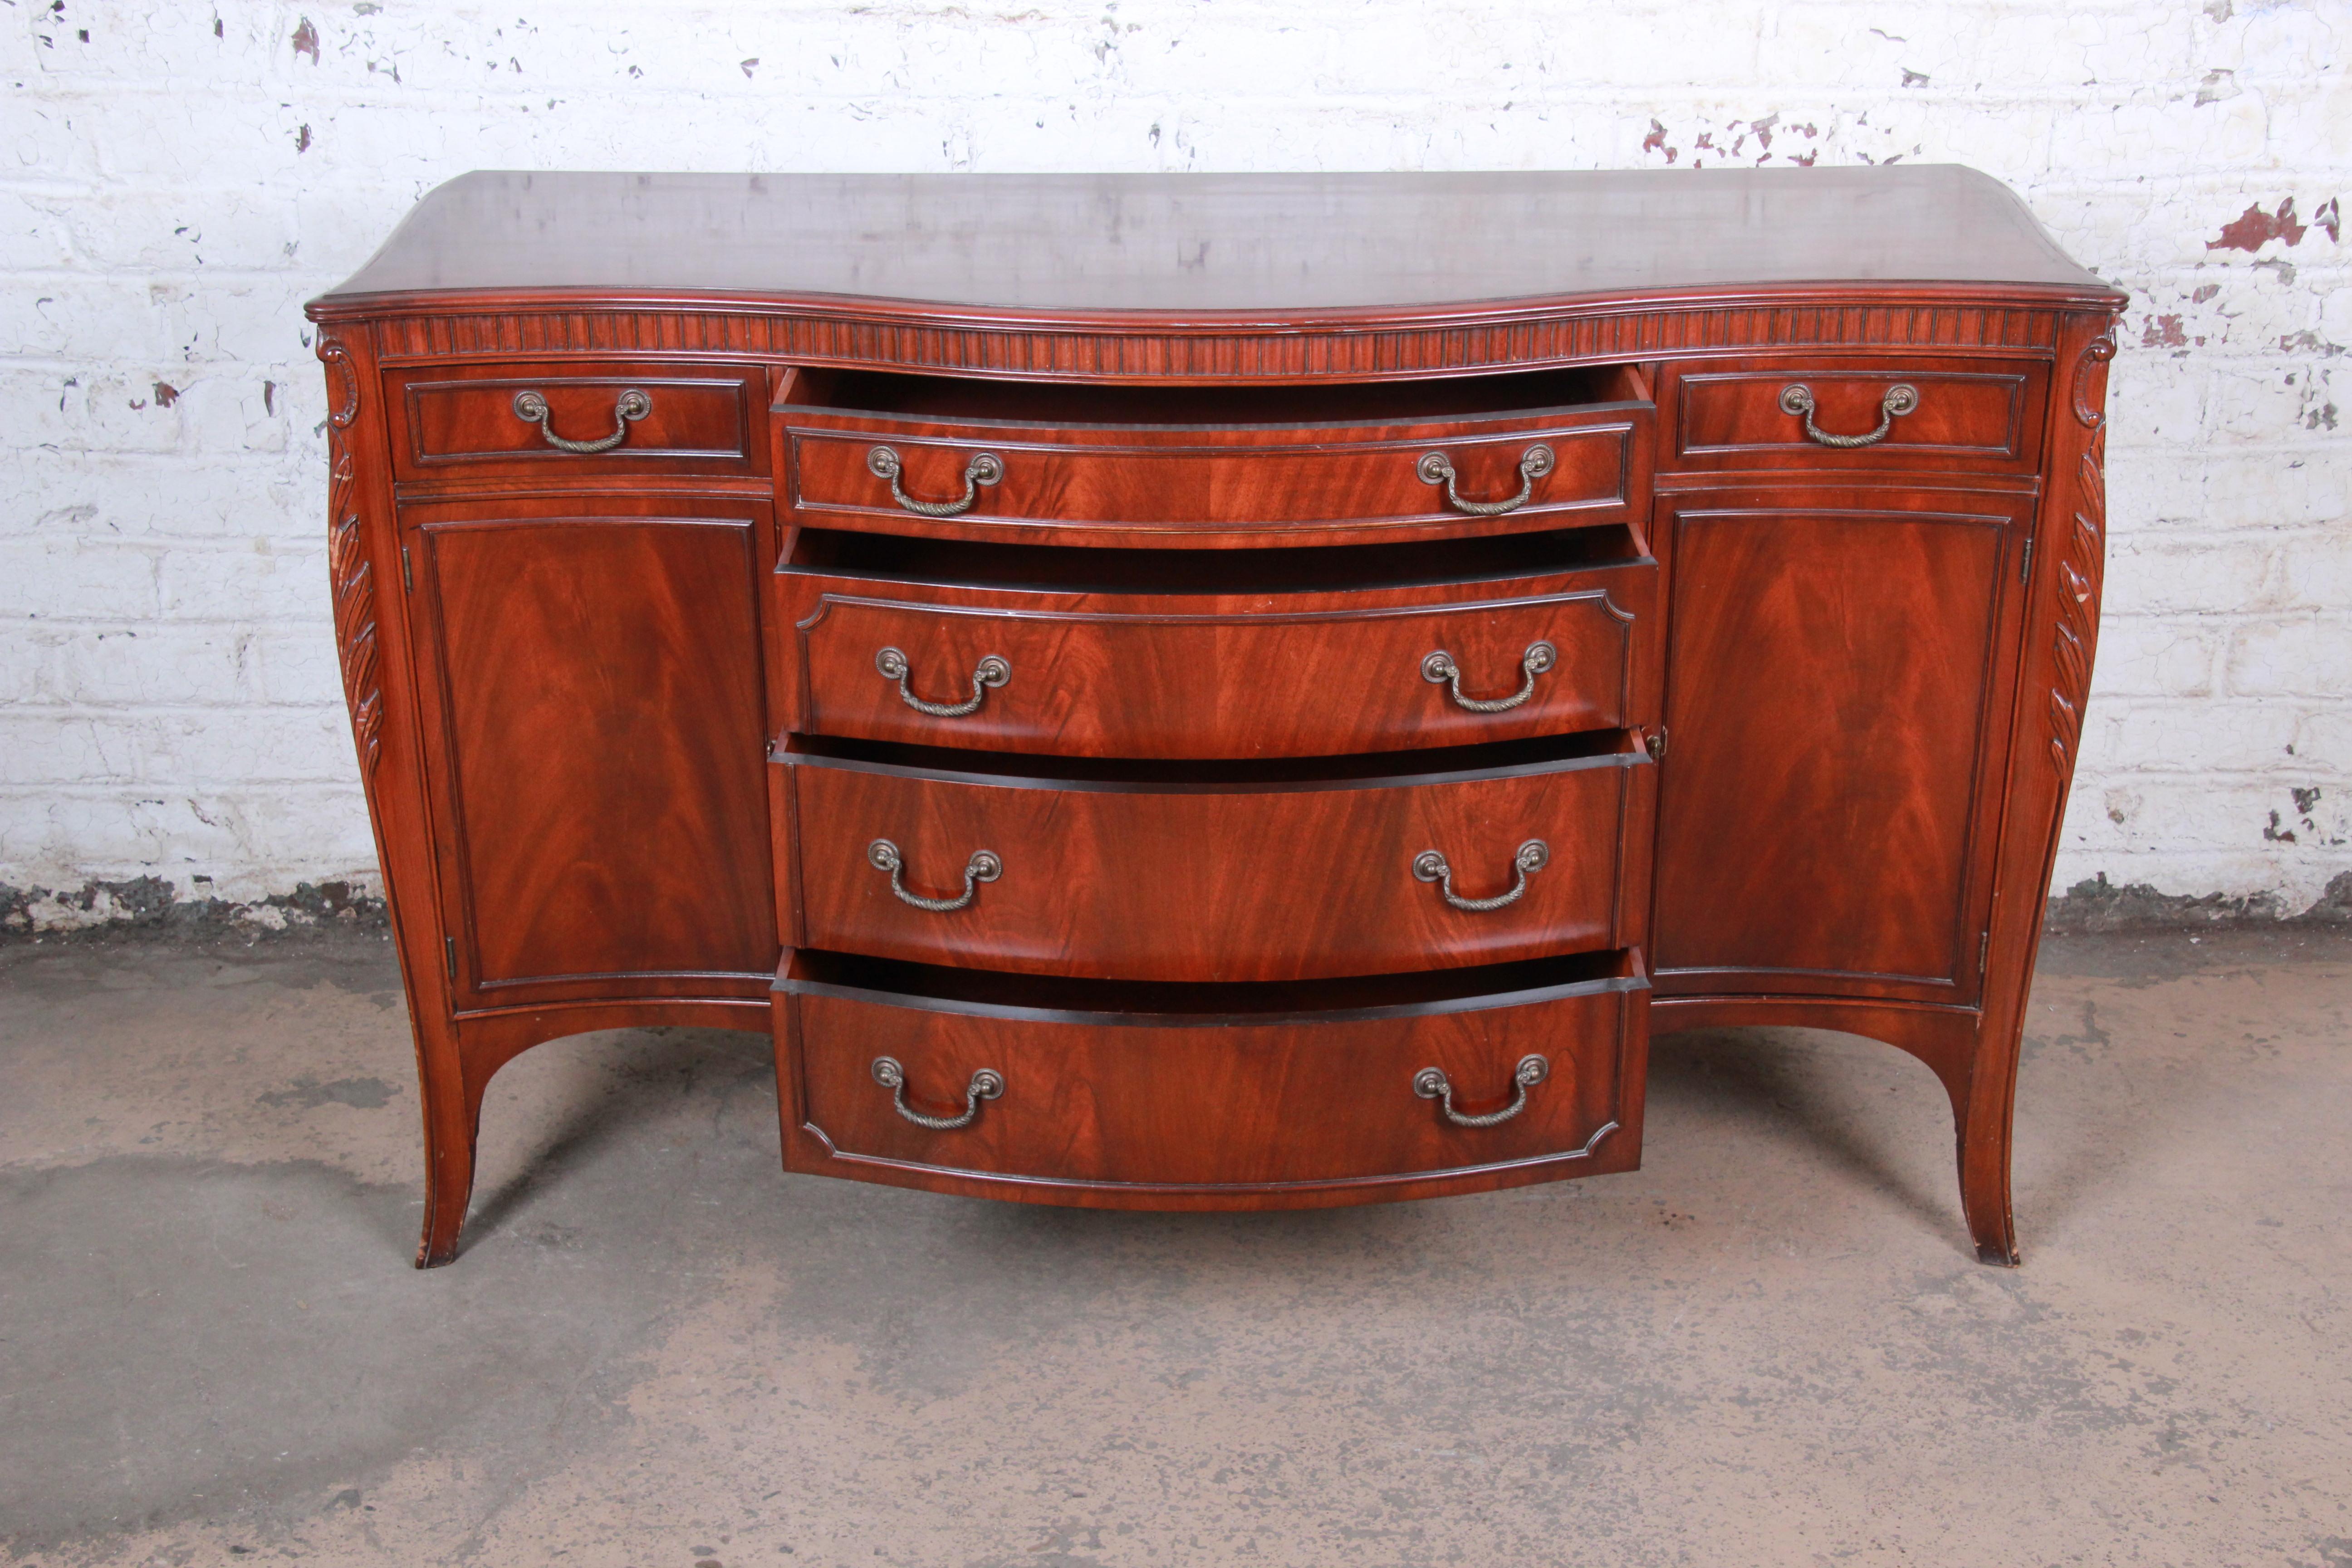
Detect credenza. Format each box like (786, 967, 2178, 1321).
(306, 167, 2123, 1267)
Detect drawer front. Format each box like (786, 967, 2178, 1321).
(783, 410, 1647, 545)
(1669, 358, 2047, 473)
(777, 953, 1648, 1201)
(391, 361, 765, 479)
(784, 564, 1658, 758)
(782, 740, 1651, 982)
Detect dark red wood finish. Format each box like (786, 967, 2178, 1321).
(777, 950, 1649, 1205)
(778, 736, 1652, 982)
(1666, 356, 2048, 474)
(779, 378, 1649, 551)
(389, 359, 769, 479)
(399, 492, 779, 1006)
(307, 169, 2124, 1267)
(1650, 485, 2035, 1004)
(778, 537, 1657, 758)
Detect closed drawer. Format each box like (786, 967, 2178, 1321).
(780, 529, 1659, 758)
(775, 949, 1649, 1205)
(390, 360, 765, 479)
(777, 732, 1653, 983)
(780, 365, 1651, 547)
(1668, 357, 2047, 474)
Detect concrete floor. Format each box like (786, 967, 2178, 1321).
(1, 931, 2346, 1568)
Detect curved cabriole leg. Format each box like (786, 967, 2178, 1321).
(409, 1010, 486, 1269)
(1651, 997, 2007, 1260)
(412, 1001, 776, 1265)
(1956, 1061, 2021, 1267)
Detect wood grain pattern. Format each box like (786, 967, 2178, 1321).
(1670, 356, 2046, 473)
(1651, 489, 2030, 1000)
(365, 298, 2072, 383)
(406, 500, 778, 1002)
(782, 553, 1655, 759)
(317, 169, 2116, 311)
(777, 948, 1648, 1204)
(392, 360, 764, 478)
(298, 167, 2126, 1266)
(782, 736, 1650, 982)
(783, 406, 1646, 549)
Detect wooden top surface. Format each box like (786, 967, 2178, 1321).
(314, 167, 2119, 319)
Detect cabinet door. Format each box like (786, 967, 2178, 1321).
(1651, 486, 2032, 1004)
(402, 494, 778, 1007)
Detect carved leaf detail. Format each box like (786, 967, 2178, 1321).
(320, 336, 382, 777)
(2048, 327, 2114, 776)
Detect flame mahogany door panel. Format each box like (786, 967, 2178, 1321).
(305, 168, 2124, 1267)
(1650, 486, 2034, 1003)
(401, 493, 779, 1008)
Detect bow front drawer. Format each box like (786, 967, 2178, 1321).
(1667, 357, 2048, 474)
(779, 364, 1651, 547)
(780, 528, 1659, 758)
(775, 732, 1653, 983)
(774, 949, 1649, 1205)
(389, 360, 767, 479)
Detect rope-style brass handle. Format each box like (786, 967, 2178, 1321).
(1415, 1055, 1549, 1127)
(875, 647, 1010, 717)
(1418, 445, 1554, 515)
(1779, 383, 1919, 448)
(511, 388, 650, 453)
(868, 839, 1000, 912)
(868, 446, 1004, 516)
(872, 1056, 1003, 1130)
(1413, 839, 1548, 912)
(1422, 641, 1556, 713)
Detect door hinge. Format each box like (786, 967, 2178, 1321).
(444, 935, 457, 979)
(2019, 538, 2034, 584)
(1644, 728, 1668, 761)
(1980, 930, 1991, 973)
(401, 544, 413, 593)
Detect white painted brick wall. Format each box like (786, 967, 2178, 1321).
(3, 0, 2346, 927)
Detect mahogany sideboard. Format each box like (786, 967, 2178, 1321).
(305, 167, 2124, 1267)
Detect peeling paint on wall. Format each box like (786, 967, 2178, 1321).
(0, 0, 2346, 930)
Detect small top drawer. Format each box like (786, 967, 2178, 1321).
(389, 360, 767, 480)
(1667, 357, 2048, 474)
(779, 365, 1651, 548)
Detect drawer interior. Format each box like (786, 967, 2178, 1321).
(782, 362, 1652, 429)
(784, 523, 1645, 593)
(783, 946, 1646, 1020)
(781, 726, 1642, 785)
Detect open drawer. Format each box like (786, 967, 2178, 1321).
(778, 526, 1659, 758)
(777, 364, 1653, 548)
(774, 948, 1650, 1208)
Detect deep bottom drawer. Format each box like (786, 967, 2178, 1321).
(774, 949, 1649, 1208)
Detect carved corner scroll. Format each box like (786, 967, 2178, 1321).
(320, 335, 382, 777)
(2047, 327, 2116, 777)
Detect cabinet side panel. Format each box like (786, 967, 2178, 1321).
(1654, 505, 2011, 990)
(424, 517, 775, 986)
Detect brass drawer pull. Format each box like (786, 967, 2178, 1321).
(1422, 641, 1556, 712)
(1417, 444, 1554, 515)
(1412, 839, 1548, 912)
(872, 1056, 1004, 1130)
(1415, 1054, 1550, 1128)
(510, 387, 650, 453)
(868, 839, 1000, 912)
(875, 647, 1010, 717)
(1779, 382, 1919, 448)
(868, 446, 1004, 516)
